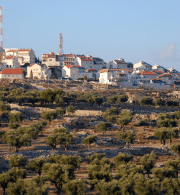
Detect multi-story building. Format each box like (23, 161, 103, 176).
(76, 55, 94, 69)
(5, 48, 35, 65)
(133, 61, 152, 72)
(106, 58, 133, 71)
(42, 52, 60, 67)
(26, 63, 51, 79)
(2, 56, 20, 68)
(62, 65, 93, 80)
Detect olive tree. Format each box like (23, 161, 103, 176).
(82, 135, 97, 150)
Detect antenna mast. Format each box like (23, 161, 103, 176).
(0, 6, 3, 48)
(59, 33, 63, 55)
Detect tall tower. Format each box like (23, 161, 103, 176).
(0, 6, 3, 48)
(59, 33, 63, 55)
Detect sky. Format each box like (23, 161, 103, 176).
(1, 0, 180, 70)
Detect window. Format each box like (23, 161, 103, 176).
(73, 74, 76, 77)
(49, 59, 52, 61)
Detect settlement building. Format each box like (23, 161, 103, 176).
(0, 68, 23, 79)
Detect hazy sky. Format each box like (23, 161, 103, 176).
(1, 0, 180, 70)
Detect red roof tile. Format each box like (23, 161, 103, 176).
(140, 71, 157, 75)
(6, 56, 14, 60)
(18, 49, 30, 52)
(88, 69, 96, 71)
(65, 65, 80, 69)
(158, 73, 173, 78)
(0, 68, 22, 75)
(6, 50, 16, 52)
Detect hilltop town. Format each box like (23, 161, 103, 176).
(0, 47, 180, 89)
(0, 46, 180, 194)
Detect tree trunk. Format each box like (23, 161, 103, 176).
(15, 147, 19, 152)
(65, 145, 68, 151)
(88, 144, 90, 150)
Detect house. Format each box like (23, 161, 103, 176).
(26, 63, 51, 79)
(157, 73, 178, 85)
(138, 71, 158, 84)
(133, 61, 152, 72)
(62, 65, 93, 80)
(0, 68, 23, 79)
(42, 53, 60, 67)
(92, 57, 106, 69)
(5, 48, 35, 65)
(76, 55, 94, 69)
(99, 69, 130, 84)
(152, 64, 167, 72)
(106, 58, 133, 71)
(2, 56, 20, 68)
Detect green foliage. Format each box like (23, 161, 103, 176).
(47, 129, 73, 151)
(96, 122, 111, 132)
(116, 163, 143, 179)
(95, 180, 121, 195)
(170, 143, 180, 158)
(28, 158, 46, 175)
(7, 179, 26, 195)
(0, 173, 11, 195)
(8, 167, 26, 182)
(139, 119, 149, 126)
(157, 113, 177, 128)
(103, 106, 121, 122)
(83, 74, 87, 80)
(161, 178, 180, 195)
(113, 152, 133, 167)
(154, 127, 179, 145)
(166, 158, 180, 178)
(140, 151, 157, 177)
(0, 101, 11, 111)
(117, 130, 136, 148)
(117, 94, 128, 103)
(86, 153, 106, 164)
(41, 110, 57, 122)
(174, 111, 180, 120)
(9, 154, 27, 168)
(140, 97, 153, 105)
(82, 135, 97, 150)
(9, 112, 24, 123)
(87, 157, 112, 186)
(63, 179, 86, 195)
(3, 130, 31, 152)
(107, 95, 118, 103)
(152, 167, 176, 181)
(66, 106, 75, 113)
(8, 123, 20, 129)
(153, 98, 166, 107)
(116, 110, 133, 127)
(134, 176, 160, 195)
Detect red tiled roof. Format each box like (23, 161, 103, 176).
(154, 71, 164, 74)
(64, 54, 74, 57)
(64, 61, 72, 63)
(158, 73, 173, 78)
(65, 65, 80, 69)
(88, 69, 96, 71)
(6, 56, 14, 60)
(119, 73, 126, 75)
(0, 68, 22, 75)
(18, 49, 30, 52)
(100, 69, 108, 73)
(140, 71, 157, 75)
(6, 50, 16, 52)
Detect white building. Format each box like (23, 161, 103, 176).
(76, 55, 94, 69)
(42, 53, 60, 67)
(5, 48, 36, 65)
(133, 61, 152, 72)
(26, 63, 51, 79)
(2, 56, 20, 68)
(99, 69, 131, 84)
(62, 65, 93, 80)
(152, 64, 167, 72)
